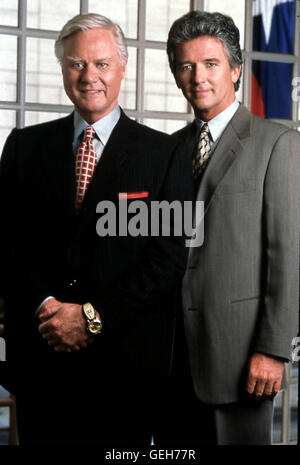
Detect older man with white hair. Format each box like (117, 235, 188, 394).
(0, 13, 191, 445)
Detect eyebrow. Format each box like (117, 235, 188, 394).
(204, 58, 221, 62)
(176, 57, 221, 67)
(66, 56, 113, 62)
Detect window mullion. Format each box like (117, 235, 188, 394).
(16, 0, 27, 128)
(80, 0, 89, 15)
(292, 0, 300, 121)
(136, 0, 146, 122)
(242, 0, 253, 110)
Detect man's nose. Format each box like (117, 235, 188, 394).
(81, 64, 98, 83)
(193, 64, 207, 84)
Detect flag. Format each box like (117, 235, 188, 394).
(251, 0, 295, 119)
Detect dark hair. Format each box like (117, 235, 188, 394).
(167, 10, 243, 91)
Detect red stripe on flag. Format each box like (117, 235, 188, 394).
(251, 72, 265, 118)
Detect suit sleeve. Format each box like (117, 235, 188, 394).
(253, 129, 300, 360)
(0, 130, 52, 310)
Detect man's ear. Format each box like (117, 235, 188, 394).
(121, 59, 128, 80)
(231, 65, 241, 85)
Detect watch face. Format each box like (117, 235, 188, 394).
(84, 303, 95, 320)
(88, 321, 102, 334)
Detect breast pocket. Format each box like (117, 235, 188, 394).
(217, 178, 256, 195)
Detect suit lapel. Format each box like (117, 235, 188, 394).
(175, 120, 198, 166)
(196, 104, 252, 211)
(189, 105, 252, 263)
(40, 113, 76, 216)
(38, 110, 134, 228)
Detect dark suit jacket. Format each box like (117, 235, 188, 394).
(0, 109, 192, 393)
(175, 104, 300, 404)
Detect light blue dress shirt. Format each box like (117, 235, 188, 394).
(196, 99, 240, 147)
(73, 105, 121, 160)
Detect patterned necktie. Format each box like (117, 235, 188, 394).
(193, 123, 212, 181)
(75, 126, 97, 213)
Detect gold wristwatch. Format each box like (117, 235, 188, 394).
(82, 302, 102, 335)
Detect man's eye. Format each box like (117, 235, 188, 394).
(207, 62, 217, 67)
(97, 62, 108, 68)
(72, 63, 84, 69)
(180, 64, 192, 72)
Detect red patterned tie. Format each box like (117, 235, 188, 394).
(75, 126, 97, 212)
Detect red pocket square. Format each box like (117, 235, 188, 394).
(118, 191, 149, 199)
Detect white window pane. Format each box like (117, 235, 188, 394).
(119, 47, 136, 110)
(89, 0, 138, 39)
(0, 110, 16, 157)
(204, 0, 245, 49)
(27, 0, 80, 31)
(25, 111, 70, 127)
(146, 0, 190, 42)
(143, 119, 188, 135)
(144, 49, 187, 113)
(0, 35, 17, 102)
(26, 38, 70, 105)
(0, 0, 18, 27)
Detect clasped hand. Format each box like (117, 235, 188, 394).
(38, 297, 94, 352)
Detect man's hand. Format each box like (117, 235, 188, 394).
(38, 298, 94, 352)
(246, 352, 284, 399)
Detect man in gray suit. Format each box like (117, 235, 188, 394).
(158, 11, 299, 445)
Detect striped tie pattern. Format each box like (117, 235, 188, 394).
(193, 123, 212, 181)
(75, 126, 97, 212)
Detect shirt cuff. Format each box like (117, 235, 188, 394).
(35, 296, 55, 316)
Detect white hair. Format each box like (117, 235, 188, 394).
(54, 13, 128, 65)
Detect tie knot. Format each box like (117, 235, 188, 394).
(200, 123, 209, 136)
(83, 126, 95, 141)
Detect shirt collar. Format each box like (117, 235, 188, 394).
(196, 99, 240, 143)
(73, 105, 121, 146)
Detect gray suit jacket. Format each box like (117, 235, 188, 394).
(177, 104, 300, 404)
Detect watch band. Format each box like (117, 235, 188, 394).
(83, 302, 96, 321)
(82, 302, 102, 335)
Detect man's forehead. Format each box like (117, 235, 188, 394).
(175, 36, 227, 59)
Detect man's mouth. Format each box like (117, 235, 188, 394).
(80, 90, 103, 94)
(193, 88, 211, 94)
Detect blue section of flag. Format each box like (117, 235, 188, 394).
(252, 0, 294, 119)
